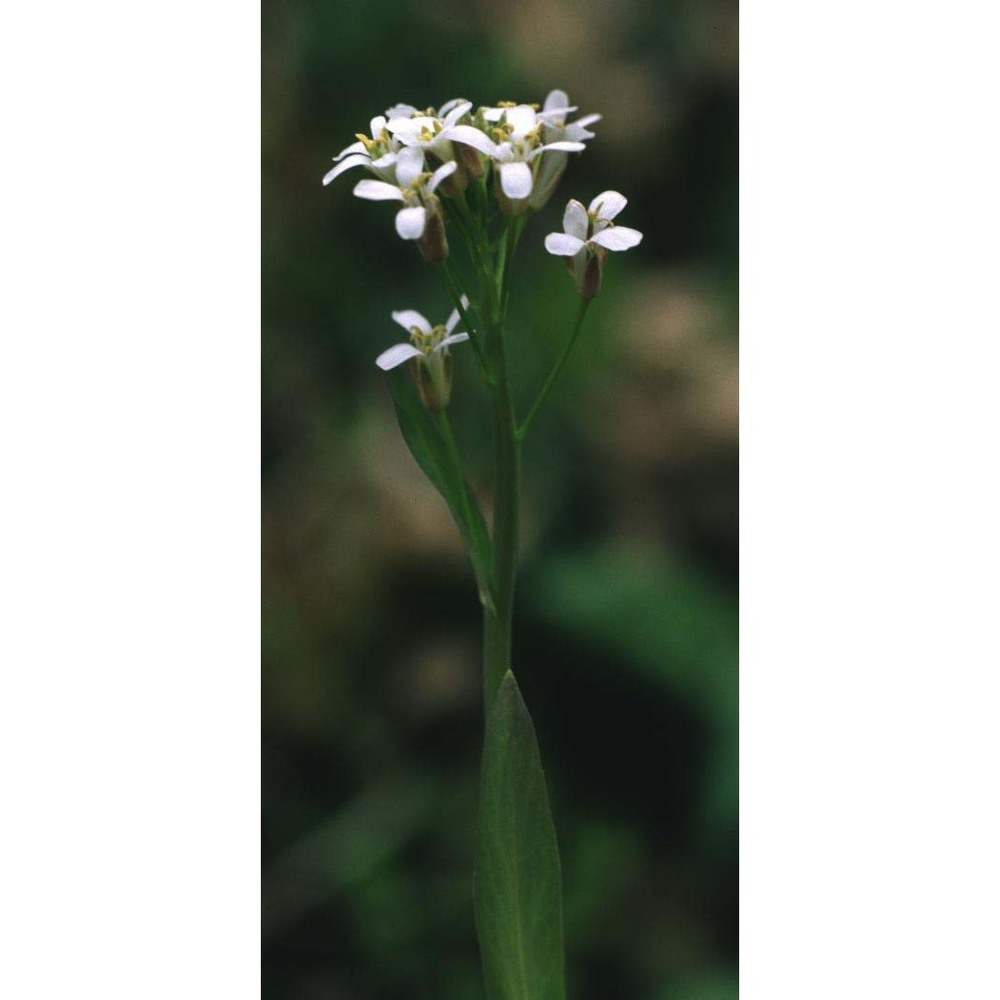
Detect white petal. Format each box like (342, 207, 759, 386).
(590, 226, 643, 251)
(391, 309, 432, 334)
(589, 190, 627, 220)
(537, 140, 586, 156)
(435, 332, 470, 351)
(395, 205, 427, 240)
(383, 105, 416, 121)
(322, 154, 370, 185)
(499, 161, 533, 199)
(376, 342, 423, 371)
(563, 123, 597, 142)
(333, 140, 366, 161)
(574, 113, 602, 129)
(352, 179, 404, 201)
(446, 125, 498, 156)
(370, 115, 388, 136)
(427, 160, 457, 194)
(543, 89, 569, 112)
(505, 105, 537, 138)
(395, 146, 425, 187)
(482, 107, 505, 122)
(544, 232, 586, 256)
(442, 100, 472, 126)
(387, 115, 435, 137)
(370, 152, 397, 170)
(536, 107, 579, 124)
(563, 199, 589, 240)
(445, 294, 470, 333)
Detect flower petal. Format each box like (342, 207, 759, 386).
(446, 125, 499, 157)
(536, 106, 578, 123)
(505, 105, 537, 138)
(395, 146, 425, 187)
(499, 161, 533, 199)
(391, 309, 432, 334)
(537, 140, 586, 155)
(383, 105, 417, 121)
(352, 179, 404, 201)
(574, 113, 602, 129)
(442, 100, 473, 126)
(395, 205, 427, 240)
(543, 89, 570, 112)
(323, 154, 370, 185)
(370, 115, 388, 136)
(375, 342, 423, 371)
(590, 226, 643, 251)
(563, 199, 589, 240)
(427, 159, 458, 194)
(333, 140, 366, 161)
(588, 190, 627, 220)
(544, 232, 586, 256)
(436, 332, 470, 351)
(445, 294, 470, 333)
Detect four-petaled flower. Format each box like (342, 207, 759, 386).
(480, 104, 586, 202)
(544, 192, 643, 297)
(352, 146, 456, 242)
(376, 298, 472, 409)
(530, 89, 601, 209)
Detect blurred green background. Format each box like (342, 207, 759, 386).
(263, 1, 737, 997)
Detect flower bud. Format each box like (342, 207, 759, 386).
(416, 197, 449, 263)
(411, 349, 453, 411)
(567, 246, 606, 299)
(456, 141, 485, 180)
(529, 151, 567, 210)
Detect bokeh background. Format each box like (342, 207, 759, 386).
(263, 1, 737, 997)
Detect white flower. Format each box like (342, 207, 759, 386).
(544, 192, 643, 297)
(376, 298, 471, 409)
(375, 297, 471, 370)
(544, 191, 643, 256)
(536, 89, 602, 144)
(322, 114, 408, 187)
(352, 146, 457, 240)
(485, 104, 586, 200)
(384, 100, 498, 163)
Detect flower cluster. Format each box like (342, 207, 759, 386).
(324, 90, 642, 393)
(323, 91, 599, 242)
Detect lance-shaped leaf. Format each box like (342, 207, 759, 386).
(475, 671, 565, 1000)
(386, 369, 494, 610)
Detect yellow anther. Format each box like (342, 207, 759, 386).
(419, 126, 434, 142)
(356, 132, 375, 151)
(496, 100, 518, 108)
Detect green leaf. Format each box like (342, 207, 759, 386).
(386, 370, 494, 609)
(475, 671, 564, 1000)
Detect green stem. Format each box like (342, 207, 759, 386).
(516, 297, 592, 441)
(480, 215, 522, 717)
(482, 320, 520, 716)
(438, 260, 490, 379)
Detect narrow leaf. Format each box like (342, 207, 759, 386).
(386, 370, 494, 608)
(475, 671, 565, 1000)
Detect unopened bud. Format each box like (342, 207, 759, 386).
(411, 350, 453, 411)
(416, 197, 449, 263)
(529, 150, 567, 210)
(567, 246, 605, 299)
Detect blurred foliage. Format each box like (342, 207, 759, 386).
(263, 0, 737, 997)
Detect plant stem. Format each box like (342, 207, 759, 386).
(481, 220, 522, 717)
(516, 297, 592, 441)
(482, 328, 520, 717)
